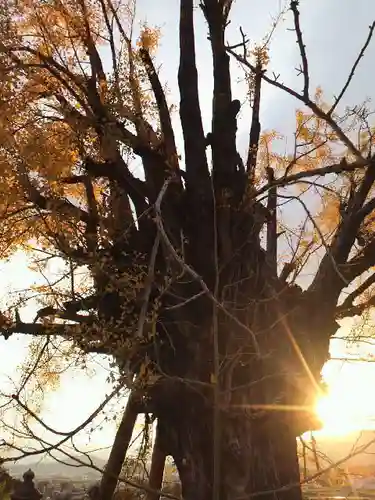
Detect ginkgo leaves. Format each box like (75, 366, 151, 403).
(293, 101, 336, 172)
(0, 0, 163, 263)
(137, 24, 161, 55)
(253, 88, 342, 183)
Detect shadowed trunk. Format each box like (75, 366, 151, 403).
(146, 421, 166, 500)
(159, 391, 303, 500)
(151, 285, 334, 500)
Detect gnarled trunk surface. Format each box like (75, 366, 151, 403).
(148, 295, 335, 500)
(156, 387, 304, 500)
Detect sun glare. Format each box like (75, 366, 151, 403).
(315, 385, 375, 436)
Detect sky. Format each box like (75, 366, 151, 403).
(2, 0, 375, 466)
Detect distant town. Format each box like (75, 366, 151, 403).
(3, 432, 375, 500)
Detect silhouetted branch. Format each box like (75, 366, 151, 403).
(145, 420, 166, 500)
(255, 156, 369, 199)
(328, 21, 375, 115)
(266, 167, 277, 275)
(139, 48, 179, 170)
(337, 272, 375, 317)
(290, 0, 309, 99)
(203, 0, 238, 184)
(0, 321, 81, 339)
(98, 391, 141, 500)
(311, 156, 375, 299)
(178, 0, 210, 188)
(2, 382, 125, 461)
(342, 238, 375, 282)
(226, 45, 362, 159)
(247, 62, 262, 180)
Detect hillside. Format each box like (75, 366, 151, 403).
(315, 431, 375, 468)
(8, 457, 106, 481)
(6, 432, 375, 481)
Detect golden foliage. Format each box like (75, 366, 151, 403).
(0, 0, 161, 260)
(137, 24, 161, 54)
(317, 192, 341, 234)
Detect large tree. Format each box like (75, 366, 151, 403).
(1, 0, 375, 499)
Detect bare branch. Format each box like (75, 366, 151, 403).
(241, 435, 375, 499)
(328, 21, 375, 115)
(290, 0, 309, 99)
(337, 272, 375, 317)
(255, 156, 369, 198)
(136, 233, 160, 339)
(226, 46, 363, 159)
(3, 382, 125, 459)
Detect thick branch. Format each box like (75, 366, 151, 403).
(310, 159, 375, 300)
(84, 157, 149, 220)
(54, 93, 93, 130)
(0, 321, 83, 340)
(337, 272, 375, 317)
(33, 305, 95, 324)
(341, 238, 375, 283)
(82, 175, 99, 253)
(17, 160, 91, 224)
(203, 0, 238, 184)
(97, 0, 119, 100)
(356, 191, 375, 221)
(337, 295, 375, 318)
(178, 0, 210, 188)
(255, 156, 370, 199)
(146, 421, 166, 500)
(266, 167, 277, 276)
(247, 63, 262, 180)
(139, 48, 179, 170)
(98, 391, 140, 500)
(78, 0, 106, 85)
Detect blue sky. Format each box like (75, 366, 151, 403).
(2, 0, 375, 460)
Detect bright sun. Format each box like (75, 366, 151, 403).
(315, 385, 375, 436)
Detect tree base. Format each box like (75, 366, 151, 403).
(158, 393, 303, 500)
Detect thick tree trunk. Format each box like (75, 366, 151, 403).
(243, 416, 302, 500)
(152, 296, 331, 500)
(166, 407, 302, 500)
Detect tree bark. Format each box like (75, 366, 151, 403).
(146, 421, 166, 500)
(167, 405, 302, 500)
